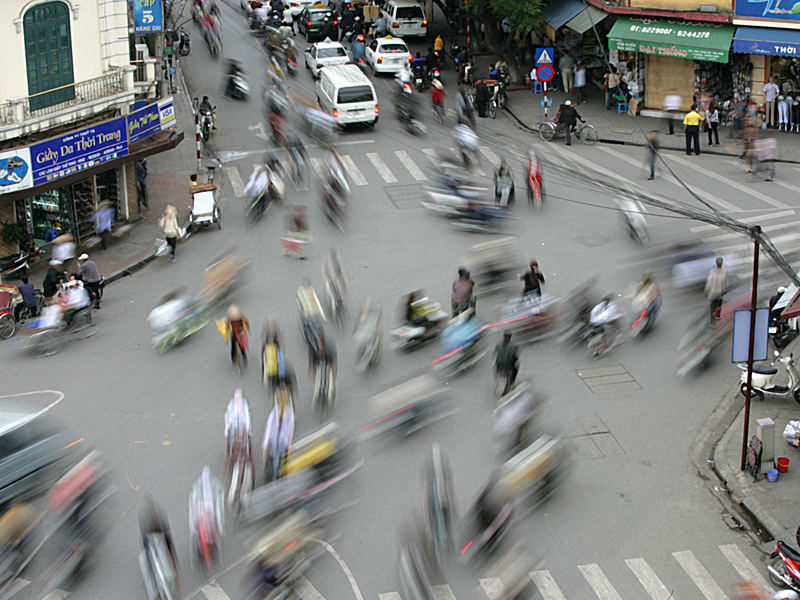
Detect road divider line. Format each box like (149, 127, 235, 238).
(667, 154, 788, 209)
(341, 154, 368, 186)
(201, 582, 232, 600)
(367, 152, 398, 183)
(395, 150, 427, 181)
(673, 550, 727, 600)
(223, 166, 245, 198)
(530, 570, 567, 600)
(626, 557, 672, 599)
(719, 544, 774, 595)
(480, 577, 506, 599)
(577, 563, 623, 600)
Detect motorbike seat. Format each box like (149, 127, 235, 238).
(0, 254, 21, 268)
(752, 364, 778, 375)
(778, 540, 800, 563)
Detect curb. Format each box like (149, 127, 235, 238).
(103, 252, 158, 286)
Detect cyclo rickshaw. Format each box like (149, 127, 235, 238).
(199, 252, 248, 310)
(189, 184, 221, 233)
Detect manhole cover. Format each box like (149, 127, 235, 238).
(386, 184, 424, 210)
(564, 415, 626, 460)
(576, 235, 607, 248)
(576, 364, 641, 394)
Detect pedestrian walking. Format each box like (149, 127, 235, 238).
(159, 204, 179, 262)
(519, 260, 544, 297)
(763, 76, 780, 128)
(705, 103, 720, 145)
(663, 90, 682, 135)
(77, 253, 103, 309)
(475, 80, 490, 118)
(704, 257, 728, 325)
(683, 105, 704, 155)
(646, 130, 659, 180)
(92, 201, 114, 251)
(558, 53, 575, 94)
(556, 100, 583, 146)
(223, 304, 250, 367)
(603, 65, 621, 110)
(573, 62, 587, 104)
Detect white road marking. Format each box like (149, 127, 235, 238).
(479, 146, 502, 167)
(378, 594, 401, 600)
(667, 153, 788, 209)
(480, 577, 506, 599)
(295, 577, 326, 600)
(201, 581, 231, 600)
(42, 591, 70, 600)
(530, 570, 567, 600)
(367, 152, 398, 183)
(719, 543, 775, 594)
(423, 148, 439, 163)
(701, 220, 798, 242)
(310, 157, 325, 176)
(673, 550, 727, 600)
(432, 584, 457, 599)
(597, 145, 739, 212)
(771, 178, 800, 196)
(313, 538, 364, 600)
(716, 231, 800, 254)
(4, 578, 30, 596)
(247, 122, 270, 141)
(340, 154, 368, 186)
(577, 563, 623, 600)
(0, 390, 65, 415)
(223, 166, 245, 198)
(689, 209, 795, 232)
(626, 557, 672, 599)
(395, 150, 427, 180)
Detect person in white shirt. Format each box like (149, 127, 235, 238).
(705, 103, 720, 145)
(764, 76, 780, 128)
(663, 91, 682, 135)
(573, 62, 587, 104)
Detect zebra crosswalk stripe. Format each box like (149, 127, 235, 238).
(394, 150, 427, 181)
(340, 154, 368, 186)
(201, 581, 231, 600)
(295, 576, 326, 599)
(367, 152, 398, 183)
(673, 550, 727, 600)
(223, 165, 245, 198)
(378, 593, 401, 600)
(479, 577, 506, 599)
(529, 570, 568, 600)
(479, 146, 502, 167)
(702, 220, 799, 242)
(689, 209, 795, 232)
(626, 557, 672, 600)
(719, 543, 774, 595)
(577, 563, 623, 600)
(432, 583, 457, 599)
(42, 591, 71, 600)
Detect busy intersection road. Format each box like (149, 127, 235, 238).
(5, 1, 800, 599)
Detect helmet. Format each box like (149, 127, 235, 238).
(432, 79, 443, 90)
(778, 286, 786, 293)
(565, 99, 572, 106)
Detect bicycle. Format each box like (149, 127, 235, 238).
(538, 120, 598, 145)
(432, 101, 445, 125)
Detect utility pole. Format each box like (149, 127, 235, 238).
(740, 225, 761, 471)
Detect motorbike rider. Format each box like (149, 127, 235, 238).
(425, 46, 439, 70)
(452, 123, 479, 161)
(351, 34, 366, 63)
(224, 304, 250, 366)
(411, 52, 426, 79)
(339, 4, 357, 37)
(494, 159, 514, 203)
(310, 329, 337, 389)
(520, 260, 545, 297)
(225, 60, 246, 98)
(474, 476, 511, 552)
(441, 308, 481, 356)
(633, 269, 660, 308)
(372, 14, 388, 38)
(434, 34, 444, 52)
(352, 15, 365, 37)
(456, 88, 475, 126)
(244, 164, 271, 214)
(451, 267, 476, 316)
(590, 295, 623, 336)
(494, 331, 520, 389)
(405, 290, 436, 329)
(431, 79, 445, 115)
(474, 80, 490, 117)
(225, 389, 252, 453)
(267, 9, 282, 28)
(139, 498, 178, 571)
(199, 95, 217, 130)
(455, 46, 469, 69)
(188, 467, 225, 553)
(494, 57, 510, 82)
(397, 83, 418, 125)
(556, 99, 584, 146)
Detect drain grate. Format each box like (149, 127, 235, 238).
(576, 364, 641, 394)
(564, 415, 626, 460)
(385, 184, 424, 210)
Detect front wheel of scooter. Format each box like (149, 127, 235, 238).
(793, 387, 800, 404)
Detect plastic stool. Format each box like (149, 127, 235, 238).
(532, 81, 544, 94)
(616, 100, 628, 115)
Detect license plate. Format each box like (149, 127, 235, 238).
(769, 326, 777, 334)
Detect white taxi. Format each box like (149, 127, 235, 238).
(364, 35, 412, 75)
(305, 39, 351, 79)
(284, 0, 318, 17)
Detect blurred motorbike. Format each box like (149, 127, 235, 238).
(392, 297, 449, 350)
(354, 299, 382, 372)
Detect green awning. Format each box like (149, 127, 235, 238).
(608, 17, 735, 63)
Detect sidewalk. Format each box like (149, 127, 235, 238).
(24, 71, 199, 289)
(471, 53, 800, 163)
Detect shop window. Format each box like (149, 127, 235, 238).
(25, 188, 73, 248)
(23, 1, 75, 111)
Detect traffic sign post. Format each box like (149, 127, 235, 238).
(536, 64, 554, 120)
(535, 47, 554, 66)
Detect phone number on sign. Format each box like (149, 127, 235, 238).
(677, 30, 710, 38)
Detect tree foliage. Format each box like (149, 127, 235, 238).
(462, 0, 545, 35)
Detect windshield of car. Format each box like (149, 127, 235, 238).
(379, 43, 408, 53)
(309, 11, 332, 22)
(396, 6, 423, 19)
(318, 46, 347, 58)
(338, 85, 374, 103)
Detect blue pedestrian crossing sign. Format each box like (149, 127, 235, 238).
(535, 47, 554, 65)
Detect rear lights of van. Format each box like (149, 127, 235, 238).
(375, 106, 380, 114)
(333, 108, 339, 118)
(392, 22, 399, 28)
(422, 20, 427, 26)
(377, 56, 383, 63)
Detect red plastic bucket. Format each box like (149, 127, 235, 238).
(777, 457, 790, 473)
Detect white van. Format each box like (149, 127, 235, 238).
(316, 64, 379, 127)
(382, 0, 427, 38)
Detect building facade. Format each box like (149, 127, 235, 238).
(0, 0, 177, 259)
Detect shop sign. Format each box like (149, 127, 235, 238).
(734, 0, 800, 25)
(734, 38, 800, 55)
(126, 97, 175, 145)
(133, 0, 164, 34)
(0, 148, 33, 195)
(30, 118, 129, 187)
(607, 18, 735, 63)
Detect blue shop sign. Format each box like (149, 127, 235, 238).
(133, 0, 164, 33)
(30, 118, 129, 187)
(734, 26, 800, 56)
(127, 103, 161, 144)
(734, 0, 800, 24)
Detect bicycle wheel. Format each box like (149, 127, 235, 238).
(538, 122, 555, 141)
(580, 125, 598, 145)
(488, 101, 497, 119)
(0, 313, 15, 339)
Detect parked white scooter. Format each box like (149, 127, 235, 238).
(738, 350, 800, 403)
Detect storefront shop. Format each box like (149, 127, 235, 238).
(733, 26, 800, 105)
(607, 17, 735, 110)
(0, 97, 180, 256)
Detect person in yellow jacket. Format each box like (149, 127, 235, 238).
(683, 105, 705, 156)
(217, 305, 250, 367)
(434, 34, 444, 52)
